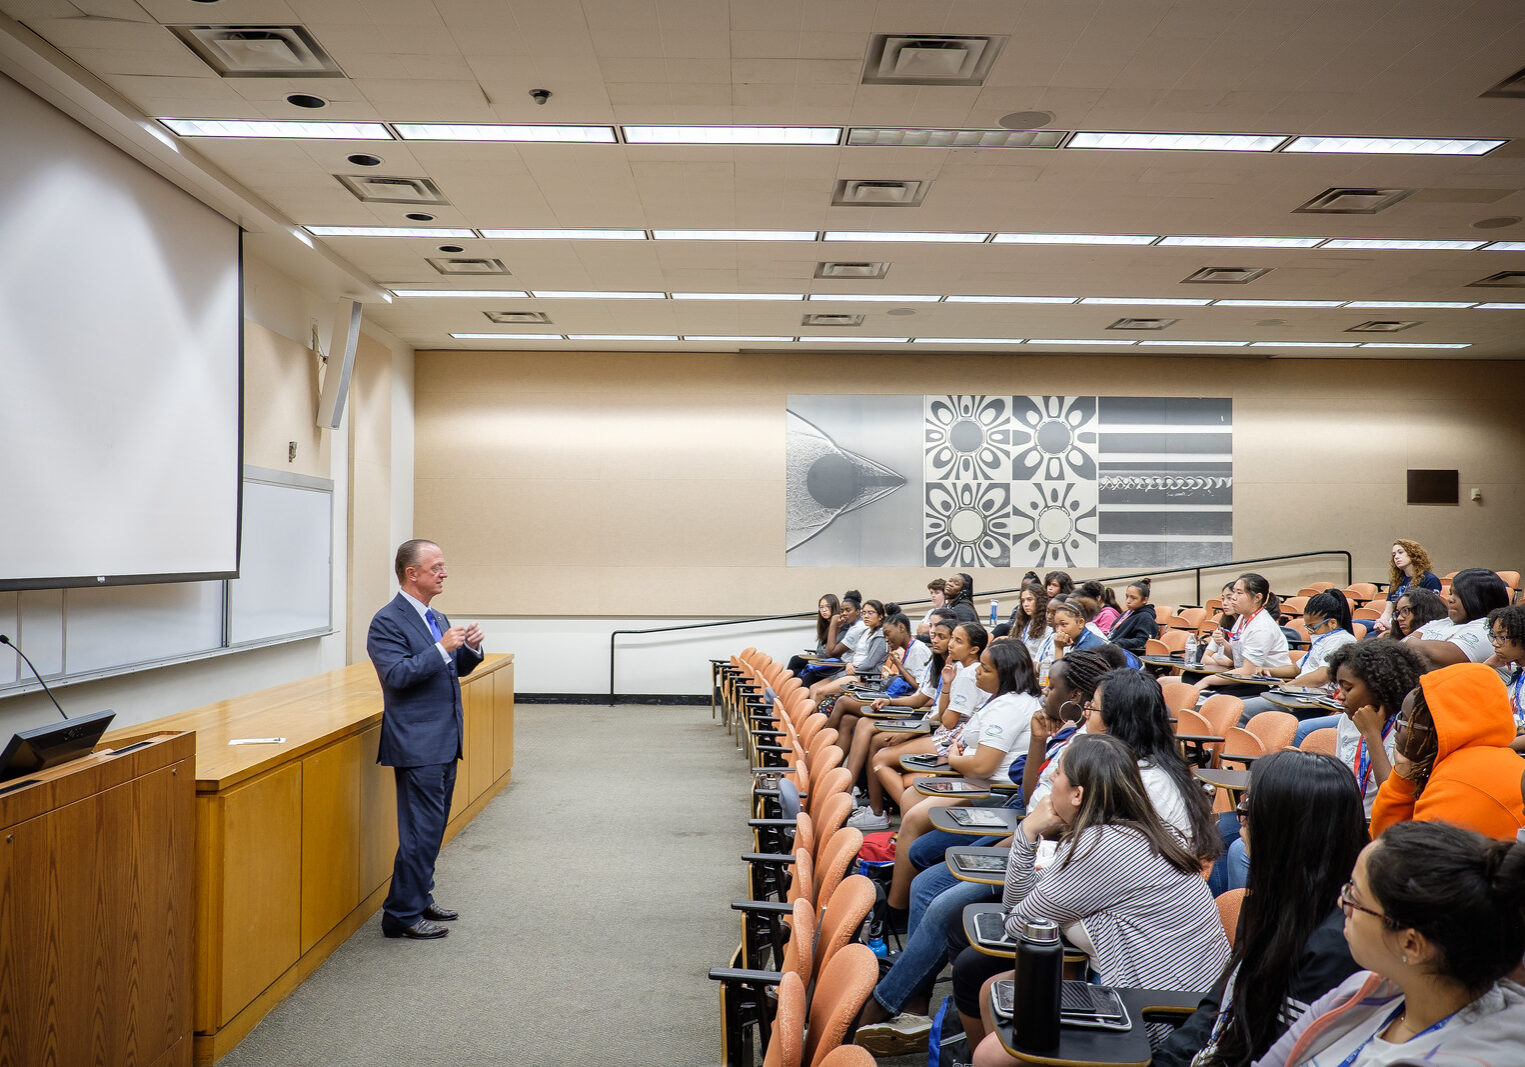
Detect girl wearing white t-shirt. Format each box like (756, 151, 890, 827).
(1195, 572, 1293, 695)
(1240, 589, 1359, 723)
(1324, 640, 1427, 817)
(1406, 567, 1512, 668)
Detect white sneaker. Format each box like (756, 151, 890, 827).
(846, 806, 890, 831)
(851, 786, 866, 806)
(855, 1012, 933, 1056)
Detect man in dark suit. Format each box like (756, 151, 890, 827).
(367, 538, 484, 940)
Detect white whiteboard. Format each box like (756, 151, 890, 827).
(229, 475, 332, 645)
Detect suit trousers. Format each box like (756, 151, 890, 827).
(384, 760, 458, 926)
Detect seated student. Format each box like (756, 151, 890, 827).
(1148, 751, 1368, 1067)
(798, 591, 863, 686)
(807, 598, 886, 704)
(1193, 573, 1292, 695)
(1051, 598, 1107, 656)
(1254, 821, 1525, 1067)
(1406, 567, 1511, 667)
(1371, 538, 1442, 636)
(786, 592, 839, 677)
(1239, 589, 1358, 723)
(827, 608, 930, 758)
(880, 638, 1041, 909)
(943, 572, 980, 624)
(995, 580, 1053, 662)
(1369, 662, 1525, 839)
(856, 622, 989, 837)
(956, 734, 1231, 1059)
(917, 577, 946, 635)
(1486, 604, 1525, 751)
(1106, 578, 1159, 652)
(1313, 641, 1428, 818)
(1077, 579, 1123, 634)
(1385, 587, 1447, 641)
(1044, 570, 1074, 600)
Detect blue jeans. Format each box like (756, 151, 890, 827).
(1206, 810, 1250, 897)
(873, 862, 1000, 1015)
(908, 829, 1001, 871)
(1293, 713, 1341, 746)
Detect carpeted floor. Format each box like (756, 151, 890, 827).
(219, 703, 753, 1066)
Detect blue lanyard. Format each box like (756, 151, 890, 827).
(1332, 1004, 1455, 1067)
(1355, 717, 1396, 794)
(1301, 627, 1339, 670)
(1511, 667, 1525, 726)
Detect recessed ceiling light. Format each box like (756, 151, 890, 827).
(392, 289, 530, 298)
(1136, 340, 1249, 347)
(1026, 338, 1139, 345)
(478, 228, 646, 240)
(992, 233, 1158, 245)
(652, 229, 818, 241)
(1482, 242, 1525, 251)
(823, 231, 988, 243)
(1284, 136, 1505, 156)
(622, 125, 841, 145)
(682, 335, 797, 342)
(1357, 342, 1471, 349)
(347, 153, 382, 166)
(1322, 238, 1486, 251)
(1068, 132, 1288, 152)
(911, 337, 1026, 343)
(450, 333, 562, 340)
(1473, 302, 1525, 309)
(1080, 297, 1213, 306)
(305, 225, 475, 237)
(670, 293, 805, 300)
(285, 93, 326, 109)
(803, 336, 911, 343)
(1342, 301, 1475, 309)
(806, 294, 940, 302)
(394, 123, 617, 142)
(531, 291, 665, 299)
(160, 118, 392, 138)
(847, 127, 1064, 148)
(565, 334, 680, 341)
(437, 244, 463, 252)
(1249, 341, 1361, 347)
(405, 212, 435, 221)
(1157, 236, 1324, 248)
(1210, 299, 1346, 308)
(945, 295, 1079, 303)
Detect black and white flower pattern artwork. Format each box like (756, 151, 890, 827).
(923, 394, 1012, 481)
(1010, 395, 1098, 481)
(924, 481, 1014, 567)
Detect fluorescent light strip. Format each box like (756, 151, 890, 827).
(1136, 340, 1249, 347)
(992, 233, 1159, 245)
(566, 334, 680, 341)
(1343, 301, 1476, 309)
(1249, 341, 1361, 348)
(160, 119, 393, 139)
(670, 293, 805, 301)
(682, 335, 797, 342)
(479, 228, 645, 240)
(622, 125, 841, 145)
(945, 295, 1080, 304)
(806, 294, 941, 302)
(1482, 242, 1525, 251)
(823, 231, 989, 243)
(307, 226, 476, 238)
(652, 229, 818, 241)
(531, 291, 665, 299)
(394, 123, 615, 142)
(392, 289, 529, 298)
(1027, 338, 1138, 346)
(1322, 238, 1486, 251)
(1157, 235, 1325, 248)
(1474, 302, 1525, 309)
(1081, 297, 1213, 306)
(450, 333, 563, 340)
(912, 338, 1026, 344)
(1285, 136, 1504, 156)
(1069, 132, 1288, 152)
(1357, 342, 1471, 349)
(802, 337, 911, 343)
(1210, 299, 1346, 308)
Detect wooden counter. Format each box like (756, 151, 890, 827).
(106, 653, 514, 1066)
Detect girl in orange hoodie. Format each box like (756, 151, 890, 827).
(1369, 661, 1525, 839)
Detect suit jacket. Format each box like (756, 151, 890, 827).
(368, 593, 483, 767)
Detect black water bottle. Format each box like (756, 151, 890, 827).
(1013, 917, 1063, 1050)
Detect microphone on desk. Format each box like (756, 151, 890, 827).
(0, 634, 68, 720)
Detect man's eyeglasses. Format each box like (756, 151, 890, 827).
(1339, 881, 1399, 928)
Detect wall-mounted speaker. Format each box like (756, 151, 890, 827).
(316, 299, 361, 429)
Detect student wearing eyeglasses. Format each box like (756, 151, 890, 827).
(1485, 604, 1525, 753)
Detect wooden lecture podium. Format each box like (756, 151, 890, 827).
(102, 652, 515, 1066)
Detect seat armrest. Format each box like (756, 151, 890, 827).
(731, 899, 794, 915)
(741, 852, 795, 865)
(747, 818, 797, 828)
(708, 966, 784, 986)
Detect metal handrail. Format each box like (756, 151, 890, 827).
(606, 549, 1353, 703)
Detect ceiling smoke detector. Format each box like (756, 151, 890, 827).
(171, 25, 344, 77)
(861, 34, 1007, 86)
(832, 179, 928, 207)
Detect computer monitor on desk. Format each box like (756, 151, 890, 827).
(0, 709, 116, 784)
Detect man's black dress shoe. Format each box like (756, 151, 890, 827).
(422, 904, 459, 921)
(382, 917, 448, 939)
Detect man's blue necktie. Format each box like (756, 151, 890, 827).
(425, 609, 443, 642)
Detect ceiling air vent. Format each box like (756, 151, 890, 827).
(1468, 271, 1525, 287)
(801, 313, 865, 327)
(1183, 266, 1272, 284)
(861, 34, 1007, 86)
(335, 174, 449, 205)
(1346, 320, 1420, 333)
(816, 262, 891, 279)
(485, 311, 551, 324)
(832, 179, 928, 207)
(170, 25, 343, 77)
(427, 257, 510, 275)
(1294, 187, 1413, 214)
(1108, 318, 1178, 330)
(847, 128, 1064, 148)
(1482, 66, 1525, 98)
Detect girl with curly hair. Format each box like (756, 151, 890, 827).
(1373, 539, 1441, 635)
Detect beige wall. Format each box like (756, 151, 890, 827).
(413, 350, 1525, 617)
(347, 330, 396, 663)
(243, 321, 330, 479)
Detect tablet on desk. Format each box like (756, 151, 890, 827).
(1274, 684, 1327, 697)
(918, 778, 986, 795)
(901, 752, 946, 770)
(948, 807, 1011, 828)
(972, 911, 1016, 951)
(953, 852, 1009, 875)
